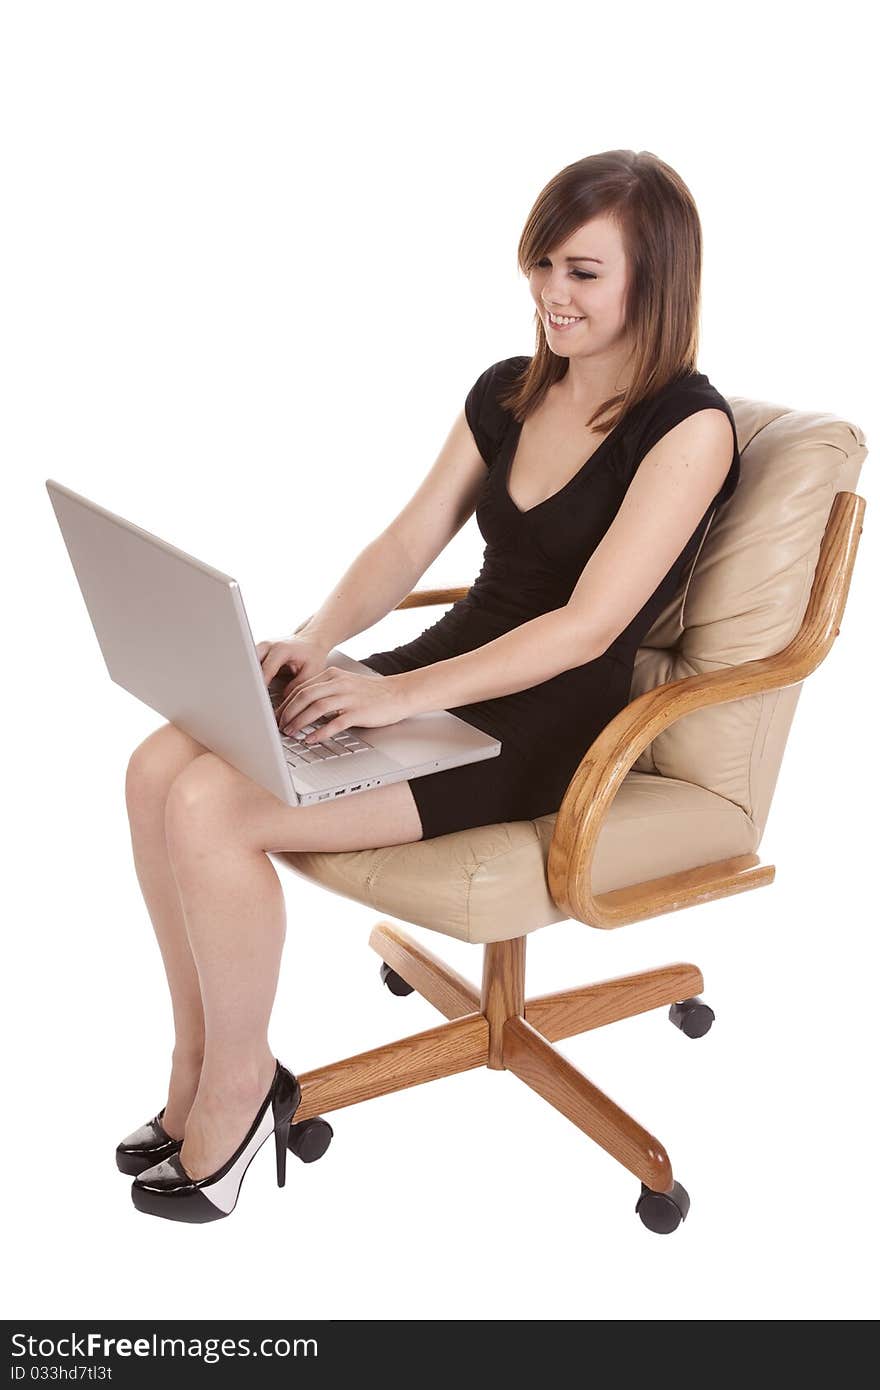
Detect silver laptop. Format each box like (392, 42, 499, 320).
(46, 480, 501, 807)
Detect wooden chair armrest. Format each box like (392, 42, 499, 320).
(546, 491, 865, 928)
(294, 589, 468, 642)
(393, 587, 471, 609)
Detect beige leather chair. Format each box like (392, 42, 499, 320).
(270, 394, 868, 1234)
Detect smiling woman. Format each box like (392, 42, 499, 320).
(119, 149, 742, 1228)
(357, 150, 740, 844)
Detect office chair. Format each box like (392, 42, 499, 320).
(270, 392, 868, 1233)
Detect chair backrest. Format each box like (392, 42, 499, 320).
(630, 395, 868, 844)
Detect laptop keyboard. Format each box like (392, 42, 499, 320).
(281, 717, 374, 767)
(269, 684, 374, 769)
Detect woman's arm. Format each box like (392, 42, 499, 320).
(396, 408, 734, 715)
(294, 530, 425, 650)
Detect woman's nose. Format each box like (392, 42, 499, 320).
(541, 281, 573, 310)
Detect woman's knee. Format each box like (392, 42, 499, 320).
(125, 723, 211, 817)
(163, 753, 240, 857)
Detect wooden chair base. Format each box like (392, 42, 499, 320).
(293, 921, 707, 1197)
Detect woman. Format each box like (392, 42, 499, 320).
(120, 149, 740, 1222)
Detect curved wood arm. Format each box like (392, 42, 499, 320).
(398, 493, 865, 930)
(547, 491, 865, 927)
(393, 586, 471, 609)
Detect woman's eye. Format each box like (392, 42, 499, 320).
(535, 258, 597, 281)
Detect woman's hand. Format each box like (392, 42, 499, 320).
(255, 634, 331, 691)
(275, 666, 412, 745)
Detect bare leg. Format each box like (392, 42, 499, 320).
(163, 810, 284, 1178)
(124, 723, 213, 1138)
(162, 752, 423, 1179)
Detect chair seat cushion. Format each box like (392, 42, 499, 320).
(270, 772, 758, 944)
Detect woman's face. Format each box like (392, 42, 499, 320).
(528, 212, 631, 364)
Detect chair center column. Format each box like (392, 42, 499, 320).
(480, 938, 527, 1069)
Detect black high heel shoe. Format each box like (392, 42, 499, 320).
(118, 1096, 331, 1176)
(130, 1060, 301, 1223)
(116, 1109, 182, 1176)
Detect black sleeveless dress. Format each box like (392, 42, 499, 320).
(357, 356, 741, 841)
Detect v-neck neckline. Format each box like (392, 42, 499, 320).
(502, 410, 629, 517)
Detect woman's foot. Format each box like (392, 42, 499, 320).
(131, 1060, 303, 1222)
(179, 1051, 277, 1179)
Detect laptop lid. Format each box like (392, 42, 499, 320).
(46, 480, 500, 807)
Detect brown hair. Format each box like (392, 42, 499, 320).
(496, 150, 703, 435)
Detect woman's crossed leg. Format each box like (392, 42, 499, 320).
(124, 721, 424, 1179)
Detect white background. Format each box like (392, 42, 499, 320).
(3, 0, 877, 1322)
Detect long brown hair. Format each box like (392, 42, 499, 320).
(496, 150, 703, 435)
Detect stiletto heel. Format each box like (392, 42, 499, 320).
(274, 1121, 289, 1187)
(131, 1060, 302, 1223)
(271, 1073, 299, 1188)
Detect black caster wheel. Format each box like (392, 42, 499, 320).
(669, 996, 715, 1038)
(380, 960, 415, 996)
(287, 1117, 334, 1163)
(635, 1180, 690, 1234)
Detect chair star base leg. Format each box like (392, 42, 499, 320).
(368, 921, 480, 1018)
(294, 1011, 489, 1122)
(524, 962, 705, 1041)
(503, 1016, 673, 1191)
(296, 925, 693, 1200)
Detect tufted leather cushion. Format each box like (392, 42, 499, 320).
(271, 773, 756, 944)
(273, 395, 867, 943)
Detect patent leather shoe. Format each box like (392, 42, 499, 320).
(131, 1061, 301, 1222)
(116, 1109, 182, 1176)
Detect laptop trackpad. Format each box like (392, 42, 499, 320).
(371, 709, 494, 762)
